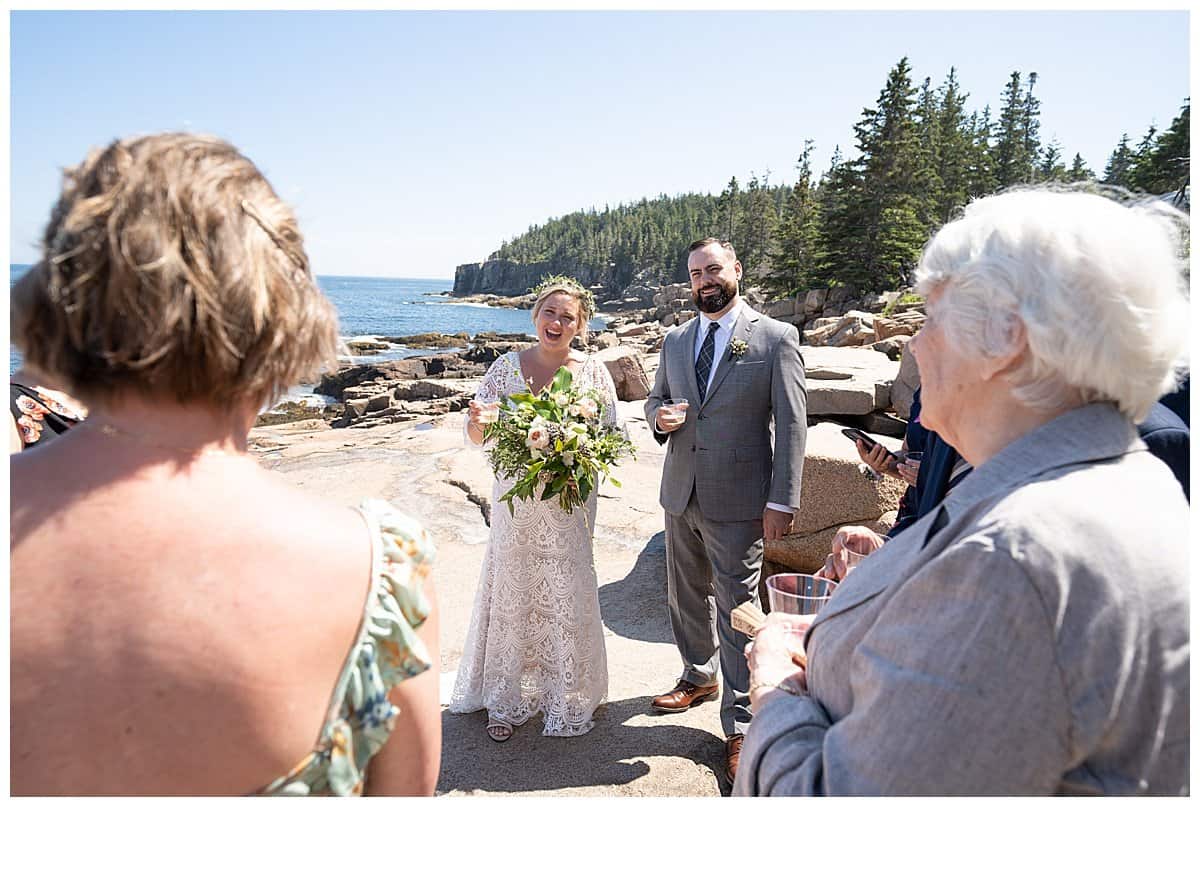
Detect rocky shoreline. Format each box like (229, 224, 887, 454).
(245, 285, 936, 794)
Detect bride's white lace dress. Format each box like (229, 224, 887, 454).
(449, 351, 621, 736)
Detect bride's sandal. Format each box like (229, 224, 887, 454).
(486, 717, 513, 743)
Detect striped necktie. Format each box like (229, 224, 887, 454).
(695, 321, 719, 403)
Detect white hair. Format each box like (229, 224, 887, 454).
(915, 186, 1190, 423)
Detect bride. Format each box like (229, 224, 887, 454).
(449, 276, 622, 742)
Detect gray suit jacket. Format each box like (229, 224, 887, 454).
(644, 304, 807, 522)
(734, 403, 1190, 796)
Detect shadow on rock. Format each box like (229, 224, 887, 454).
(437, 694, 728, 796)
(597, 531, 673, 645)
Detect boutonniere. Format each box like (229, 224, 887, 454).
(728, 338, 749, 360)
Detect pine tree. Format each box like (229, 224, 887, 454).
(1067, 152, 1093, 182)
(715, 177, 742, 243)
(739, 172, 779, 286)
(1103, 133, 1135, 187)
(934, 67, 972, 222)
(1022, 72, 1042, 179)
(965, 106, 998, 198)
(812, 147, 858, 288)
(993, 72, 1027, 188)
(1127, 100, 1190, 196)
(1038, 140, 1068, 182)
(914, 76, 945, 227)
(767, 142, 821, 296)
(825, 58, 930, 292)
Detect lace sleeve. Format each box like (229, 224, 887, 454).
(587, 356, 627, 439)
(463, 352, 520, 448)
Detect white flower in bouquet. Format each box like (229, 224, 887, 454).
(526, 422, 551, 451)
(483, 366, 635, 514)
(574, 397, 599, 420)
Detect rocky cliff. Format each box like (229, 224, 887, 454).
(453, 259, 614, 296)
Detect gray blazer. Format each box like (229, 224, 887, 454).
(644, 304, 807, 522)
(734, 403, 1190, 796)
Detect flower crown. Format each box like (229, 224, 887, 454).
(528, 274, 596, 322)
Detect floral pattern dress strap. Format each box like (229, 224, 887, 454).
(255, 499, 435, 796)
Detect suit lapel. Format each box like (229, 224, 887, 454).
(679, 316, 703, 404)
(700, 307, 758, 410)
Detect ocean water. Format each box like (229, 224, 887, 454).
(8, 266, 606, 386)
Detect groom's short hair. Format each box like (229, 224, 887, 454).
(688, 237, 738, 261)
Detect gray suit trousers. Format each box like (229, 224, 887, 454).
(665, 489, 764, 737)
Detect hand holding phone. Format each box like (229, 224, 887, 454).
(841, 427, 898, 459)
(841, 427, 900, 475)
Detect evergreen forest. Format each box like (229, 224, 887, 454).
(489, 58, 1190, 297)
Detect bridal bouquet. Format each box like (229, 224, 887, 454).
(484, 367, 635, 514)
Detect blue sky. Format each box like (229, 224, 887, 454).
(8, 9, 1190, 278)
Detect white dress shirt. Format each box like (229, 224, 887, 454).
(692, 299, 743, 395)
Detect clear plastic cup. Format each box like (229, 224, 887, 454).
(766, 573, 836, 616)
(475, 401, 500, 425)
(658, 398, 689, 429)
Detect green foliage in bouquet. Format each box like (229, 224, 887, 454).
(483, 366, 635, 514)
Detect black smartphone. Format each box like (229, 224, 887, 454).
(841, 427, 898, 460)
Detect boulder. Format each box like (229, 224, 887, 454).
(842, 410, 909, 438)
(392, 378, 478, 402)
(824, 310, 876, 347)
(594, 331, 620, 350)
(464, 339, 533, 364)
(763, 296, 798, 319)
(766, 517, 894, 575)
(596, 346, 652, 402)
(381, 332, 470, 348)
(345, 336, 391, 354)
(801, 346, 899, 416)
(872, 334, 909, 360)
(616, 323, 653, 337)
(802, 289, 827, 317)
(874, 313, 925, 341)
(763, 422, 907, 573)
(891, 343, 922, 420)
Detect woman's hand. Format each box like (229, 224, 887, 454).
(466, 400, 499, 445)
(896, 455, 921, 487)
(856, 438, 899, 476)
(745, 612, 815, 709)
(817, 525, 886, 582)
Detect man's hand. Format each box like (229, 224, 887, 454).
(654, 401, 689, 433)
(763, 507, 794, 542)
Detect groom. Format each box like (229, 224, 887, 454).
(645, 237, 807, 786)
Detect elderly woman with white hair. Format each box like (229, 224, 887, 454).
(736, 187, 1190, 796)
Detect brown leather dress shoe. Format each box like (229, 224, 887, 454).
(651, 679, 718, 713)
(724, 734, 744, 785)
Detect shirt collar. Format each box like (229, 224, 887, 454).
(921, 402, 1141, 546)
(704, 299, 743, 334)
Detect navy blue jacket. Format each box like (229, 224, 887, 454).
(1138, 402, 1189, 501)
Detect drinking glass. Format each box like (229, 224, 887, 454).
(475, 401, 500, 425)
(765, 573, 836, 616)
(659, 397, 689, 429)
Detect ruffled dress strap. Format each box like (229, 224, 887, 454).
(256, 499, 435, 796)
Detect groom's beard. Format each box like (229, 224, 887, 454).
(693, 278, 738, 314)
